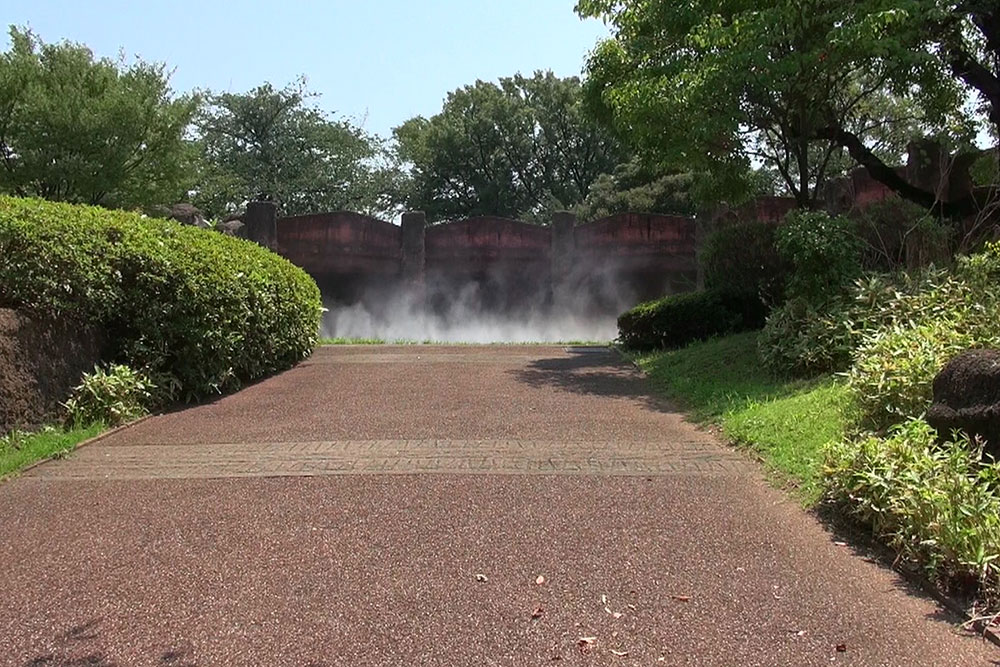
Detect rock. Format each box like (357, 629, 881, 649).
(216, 219, 245, 236)
(165, 203, 209, 228)
(926, 349, 1000, 460)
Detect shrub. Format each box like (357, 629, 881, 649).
(0, 196, 322, 401)
(855, 199, 952, 272)
(776, 210, 863, 303)
(825, 419, 1000, 599)
(701, 220, 788, 305)
(618, 289, 766, 350)
(848, 320, 980, 432)
(759, 267, 978, 378)
(758, 297, 856, 376)
(63, 364, 153, 427)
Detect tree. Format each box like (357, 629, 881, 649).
(193, 79, 402, 218)
(573, 158, 697, 220)
(576, 1, 997, 215)
(0, 27, 197, 209)
(394, 71, 624, 222)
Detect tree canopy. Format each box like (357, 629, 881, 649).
(192, 79, 402, 218)
(0, 27, 196, 209)
(577, 0, 998, 214)
(394, 71, 625, 222)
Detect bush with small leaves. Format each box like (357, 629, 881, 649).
(776, 210, 863, 304)
(0, 196, 322, 402)
(618, 289, 767, 350)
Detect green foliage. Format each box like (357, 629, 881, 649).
(394, 71, 623, 222)
(63, 364, 152, 427)
(826, 419, 1000, 598)
(845, 247, 1000, 431)
(618, 289, 766, 351)
(0, 422, 103, 478)
(576, 1, 994, 212)
(855, 198, 952, 272)
(193, 78, 402, 218)
(633, 331, 847, 504)
(0, 27, 197, 210)
(776, 211, 862, 303)
(759, 297, 857, 376)
(849, 320, 979, 432)
(574, 158, 695, 220)
(0, 195, 322, 401)
(701, 220, 788, 305)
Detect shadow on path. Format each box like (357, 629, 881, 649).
(509, 348, 685, 416)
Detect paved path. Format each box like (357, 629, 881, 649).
(0, 346, 995, 665)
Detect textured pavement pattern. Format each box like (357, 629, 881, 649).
(1, 345, 996, 665)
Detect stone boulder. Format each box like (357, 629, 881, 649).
(164, 203, 209, 228)
(926, 349, 1000, 460)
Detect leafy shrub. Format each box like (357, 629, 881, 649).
(845, 248, 1000, 432)
(855, 199, 952, 272)
(758, 297, 856, 376)
(848, 320, 980, 432)
(776, 210, 862, 303)
(63, 364, 153, 427)
(618, 288, 767, 350)
(701, 220, 788, 305)
(825, 419, 1000, 599)
(0, 196, 322, 401)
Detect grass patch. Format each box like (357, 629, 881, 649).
(632, 331, 847, 504)
(0, 423, 105, 479)
(318, 337, 387, 345)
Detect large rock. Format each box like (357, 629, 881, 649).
(926, 349, 1000, 460)
(0, 309, 104, 434)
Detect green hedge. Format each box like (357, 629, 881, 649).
(0, 196, 321, 401)
(618, 289, 767, 350)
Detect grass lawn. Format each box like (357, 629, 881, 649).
(631, 331, 848, 504)
(0, 423, 105, 479)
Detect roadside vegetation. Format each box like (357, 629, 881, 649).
(620, 203, 1000, 610)
(0, 424, 105, 479)
(0, 196, 322, 476)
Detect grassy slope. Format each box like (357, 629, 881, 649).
(0, 423, 105, 479)
(632, 332, 847, 504)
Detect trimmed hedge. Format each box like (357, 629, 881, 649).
(0, 196, 322, 401)
(618, 289, 767, 350)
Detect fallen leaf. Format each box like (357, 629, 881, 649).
(670, 595, 691, 602)
(475, 573, 489, 583)
(536, 575, 546, 585)
(578, 636, 597, 644)
(601, 594, 608, 605)
(834, 541, 848, 547)
(613, 612, 623, 619)
(836, 644, 847, 653)
(531, 606, 544, 619)
(611, 649, 629, 657)
(789, 630, 806, 637)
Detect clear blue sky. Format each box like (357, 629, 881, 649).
(0, 0, 609, 138)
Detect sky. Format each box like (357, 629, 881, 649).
(0, 0, 610, 139)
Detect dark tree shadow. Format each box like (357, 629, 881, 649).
(508, 347, 690, 417)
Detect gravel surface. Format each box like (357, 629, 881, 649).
(1, 345, 995, 665)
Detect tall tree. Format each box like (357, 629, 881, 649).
(394, 71, 624, 222)
(577, 1, 926, 209)
(0, 27, 197, 209)
(576, 1, 997, 215)
(193, 79, 402, 218)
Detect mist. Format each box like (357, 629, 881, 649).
(318, 260, 651, 344)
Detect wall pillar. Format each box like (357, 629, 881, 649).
(243, 201, 278, 249)
(550, 211, 577, 308)
(401, 211, 426, 292)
